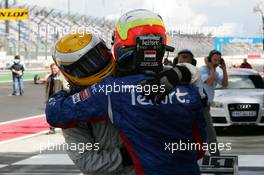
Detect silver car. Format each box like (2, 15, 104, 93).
(210, 68, 264, 127)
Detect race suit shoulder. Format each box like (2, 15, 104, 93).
(45, 74, 206, 175)
(45, 76, 111, 127)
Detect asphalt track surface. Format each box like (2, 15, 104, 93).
(0, 81, 46, 122)
(0, 82, 264, 174)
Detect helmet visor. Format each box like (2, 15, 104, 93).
(60, 42, 112, 78)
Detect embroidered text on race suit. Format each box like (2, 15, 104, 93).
(131, 88, 190, 105)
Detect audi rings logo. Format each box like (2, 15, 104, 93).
(237, 104, 251, 109)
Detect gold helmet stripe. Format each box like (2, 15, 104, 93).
(56, 33, 92, 53)
(54, 33, 100, 63)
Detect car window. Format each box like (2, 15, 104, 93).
(216, 75, 264, 89)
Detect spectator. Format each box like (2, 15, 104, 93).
(200, 50, 228, 156)
(240, 58, 252, 69)
(10, 55, 24, 96)
(44, 63, 68, 134)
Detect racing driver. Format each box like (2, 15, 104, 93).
(47, 9, 206, 175)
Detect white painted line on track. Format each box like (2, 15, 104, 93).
(0, 164, 8, 168)
(239, 155, 264, 167)
(0, 114, 48, 145)
(13, 154, 74, 165)
(0, 114, 45, 126)
(0, 130, 49, 145)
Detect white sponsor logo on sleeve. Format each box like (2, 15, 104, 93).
(72, 93, 81, 104)
(131, 88, 190, 106)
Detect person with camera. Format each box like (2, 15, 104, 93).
(200, 50, 228, 156)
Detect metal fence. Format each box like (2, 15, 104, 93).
(0, 2, 114, 65)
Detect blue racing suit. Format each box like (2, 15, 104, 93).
(46, 74, 206, 175)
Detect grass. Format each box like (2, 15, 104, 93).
(0, 71, 48, 82)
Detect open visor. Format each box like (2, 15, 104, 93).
(60, 42, 112, 78)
